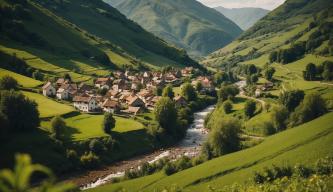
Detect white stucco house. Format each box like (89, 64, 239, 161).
(73, 95, 98, 112)
(42, 82, 56, 97)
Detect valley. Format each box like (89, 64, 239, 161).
(0, 0, 333, 192)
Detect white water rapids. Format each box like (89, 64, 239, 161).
(81, 105, 215, 190)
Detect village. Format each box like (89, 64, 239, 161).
(41, 67, 215, 116)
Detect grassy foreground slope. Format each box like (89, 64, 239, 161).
(89, 112, 333, 192)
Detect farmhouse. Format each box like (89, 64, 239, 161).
(102, 99, 120, 113)
(123, 106, 144, 115)
(73, 95, 98, 112)
(95, 77, 112, 89)
(42, 82, 56, 97)
(174, 95, 187, 107)
(56, 83, 77, 100)
(127, 96, 145, 107)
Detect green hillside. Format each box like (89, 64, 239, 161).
(203, 0, 333, 97)
(0, 0, 200, 82)
(106, 0, 242, 57)
(88, 112, 333, 192)
(214, 6, 269, 30)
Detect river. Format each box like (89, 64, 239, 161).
(80, 105, 215, 190)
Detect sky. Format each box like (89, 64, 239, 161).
(197, 0, 286, 10)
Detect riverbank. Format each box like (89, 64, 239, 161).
(62, 105, 215, 189)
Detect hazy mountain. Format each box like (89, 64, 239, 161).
(105, 0, 243, 57)
(214, 6, 269, 30)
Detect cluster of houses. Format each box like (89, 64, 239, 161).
(41, 68, 207, 115)
(254, 82, 274, 97)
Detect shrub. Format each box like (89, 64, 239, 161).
(89, 139, 106, 154)
(222, 100, 233, 114)
(51, 116, 66, 140)
(261, 121, 276, 136)
(175, 156, 192, 171)
(163, 163, 177, 176)
(315, 156, 333, 175)
(80, 152, 100, 169)
(294, 164, 312, 178)
(244, 100, 256, 118)
(271, 106, 289, 131)
(0, 76, 18, 90)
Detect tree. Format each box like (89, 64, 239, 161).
(303, 63, 317, 81)
(207, 118, 241, 157)
(162, 84, 175, 99)
(181, 83, 197, 101)
(0, 76, 18, 90)
(290, 93, 327, 126)
(271, 106, 289, 131)
(0, 154, 75, 192)
(32, 70, 44, 81)
(264, 67, 276, 81)
(213, 72, 228, 85)
(321, 61, 333, 81)
(195, 81, 203, 92)
(51, 116, 66, 140)
(218, 85, 239, 102)
(0, 90, 39, 132)
(102, 113, 116, 134)
(222, 100, 233, 114)
(154, 97, 178, 134)
(250, 74, 259, 84)
(244, 100, 256, 118)
(279, 90, 305, 112)
(63, 73, 71, 82)
(247, 64, 258, 75)
(89, 139, 106, 154)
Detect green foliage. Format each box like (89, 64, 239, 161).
(217, 85, 239, 102)
(303, 63, 317, 81)
(264, 67, 276, 81)
(0, 90, 40, 133)
(89, 139, 106, 155)
(261, 121, 276, 136)
(270, 42, 306, 64)
(290, 93, 327, 126)
(162, 85, 175, 99)
(154, 97, 178, 135)
(321, 61, 333, 81)
(244, 100, 256, 118)
(195, 81, 203, 92)
(181, 83, 197, 102)
(102, 113, 116, 134)
(205, 118, 241, 157)
(0, 75, 18, 90)
(0, 154, 75, 192)
(279, 90, 305, 112)
(222, 100, 233, 114)
(51, 116, 66, 140)
(80, 152, 100, 169)
(271, 106, 289, 131)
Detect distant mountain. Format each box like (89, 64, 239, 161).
(214, 6, 269, 30)
(105, 0, 242, 57)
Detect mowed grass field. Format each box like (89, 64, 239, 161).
(89, 112, 333, 192)
(23, 91, 74, 118)
(0, 68, 42, 88)
(41, 114, 144, 140)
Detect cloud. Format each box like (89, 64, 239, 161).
(197, 0, 286, 10)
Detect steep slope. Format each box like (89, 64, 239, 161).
(89, 112, 333, 192)
(203, 0, 333, 97)
(214, 6, 269, 30)
(105, 0, 242, 57)
(0, 0, 199, 82)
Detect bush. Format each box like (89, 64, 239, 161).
(89, 139, 106, 154)
(271, 106, 289, 131)
(218, 85, 239, 102)
(290, 93, 327, 126)
(315, 156, 333, 175)
(0, 76, 18, 90)
(163, 163, 177, 176)
(175, 156, 192, 171)
(261, 121, 276, 136)
(294, 164, 312, 178)
(102, 113, 116, 134)
(244, 100, 256, 118)
(51, 116, 66, 140)
(80, 152, 100, 169)
(222, 100, 233, 114)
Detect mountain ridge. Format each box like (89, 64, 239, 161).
(105, 0, 243, 57)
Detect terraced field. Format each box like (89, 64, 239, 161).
(0, 68, 42, 88)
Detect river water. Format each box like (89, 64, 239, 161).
(81, 105, 215, 190)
